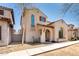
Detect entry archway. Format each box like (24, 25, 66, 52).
(45, 29, 50, 42)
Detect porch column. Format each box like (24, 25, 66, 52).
(40, 28, 46, 43)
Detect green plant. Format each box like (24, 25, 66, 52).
(71, 37, 76, 41)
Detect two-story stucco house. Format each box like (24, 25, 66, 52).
(21, 8, 67, 43)
(0, 6, 15, 46)
(21, 7, 79, 43)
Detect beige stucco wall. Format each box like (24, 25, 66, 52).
(0, 8, 13, 24)
(0, 20, 11, 46)
(68, 30, 74, 40)
(51, 20, 68, 41)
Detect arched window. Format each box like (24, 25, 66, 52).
(31, 14, 35, 27)
(59, 27, 63, 38)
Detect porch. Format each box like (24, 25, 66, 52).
(37, 24, 54, 43)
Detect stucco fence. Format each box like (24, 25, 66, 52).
(11, 33, 22, 42)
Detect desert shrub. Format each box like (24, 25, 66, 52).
(71, 37, 76, 41)
(51, 40, 56, 43)
(77, 37, 79, 40)
(71, 37, 79, 41)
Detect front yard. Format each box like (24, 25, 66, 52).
(0, 42, 46, 54)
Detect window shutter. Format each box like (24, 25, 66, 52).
(44, 17, 46, 22)
(39, 16, 41, 21)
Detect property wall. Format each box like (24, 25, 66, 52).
(11, 33, 22, 42)
(68, 31, 72, 40)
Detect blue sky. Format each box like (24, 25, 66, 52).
(35, 3, 79, 26)
(0, 3, 79, 31)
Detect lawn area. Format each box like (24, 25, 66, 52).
(37, 43, 79, 56)
(0, 42, 46, 54)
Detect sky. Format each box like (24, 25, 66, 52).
(0, 3, 79, 31)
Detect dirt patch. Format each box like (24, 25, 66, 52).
(0, 42, 45, 54)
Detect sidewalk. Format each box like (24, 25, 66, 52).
(3, 41, 79, 56)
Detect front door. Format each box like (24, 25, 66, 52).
(45, 29, 50, 42)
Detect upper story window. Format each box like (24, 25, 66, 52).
(0, 9, 4, 15)
(39, 16, 46, 22)
(31, 14, 35, 27)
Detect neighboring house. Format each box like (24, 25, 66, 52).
(0, 6, 15, 46)
(68, 24, 79, 40)
(21, 8, 79, 43)
(77, 28, 79, 37)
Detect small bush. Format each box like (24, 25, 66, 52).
(51, 41, 56, 43)
(77, 37, 79, 40)
(71, 37, 76, 41)
(71, 37, 79, 41)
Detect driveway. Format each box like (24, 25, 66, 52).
(37, 43, 79, 56)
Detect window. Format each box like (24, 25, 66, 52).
(0, 10, 4, 15)
(59, 27, 63, 38)
(39, 16, 46, 22)
(31, 14, 35, 27)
